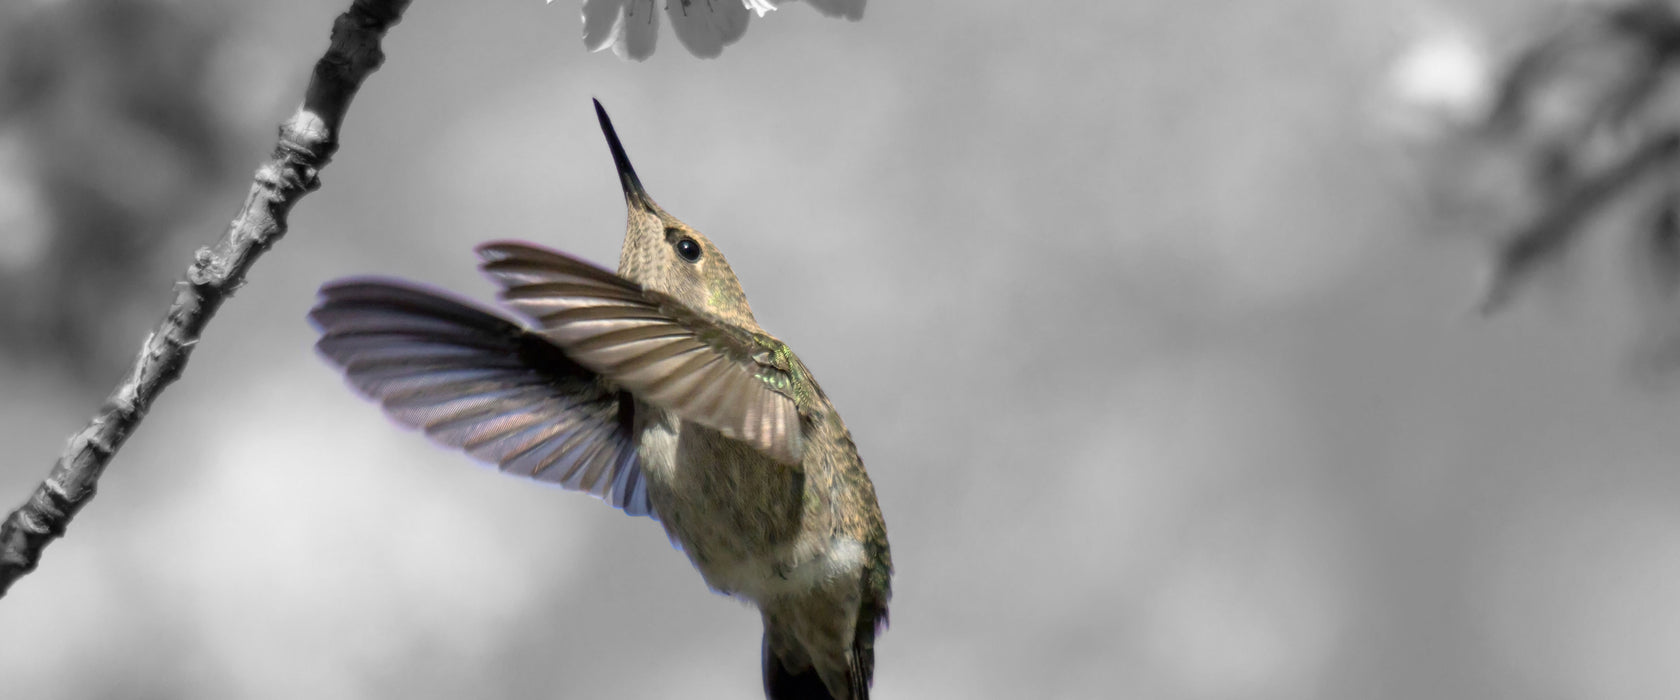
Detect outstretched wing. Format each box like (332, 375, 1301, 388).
(309, 278, 654, 517)
(476, 241, 805, 465)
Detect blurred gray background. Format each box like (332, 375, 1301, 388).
(4, 1, 1680, 698)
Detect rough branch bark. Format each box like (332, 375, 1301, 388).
(0, 0, 412, 598)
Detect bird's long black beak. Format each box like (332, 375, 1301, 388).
(593, 99, 655, 212)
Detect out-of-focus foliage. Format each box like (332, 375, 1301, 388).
(575, 0, 863, 61)
(0, 0, 245, 383)
(1403, 0, 1680, 370)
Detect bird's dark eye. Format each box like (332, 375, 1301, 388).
(675, 237, 702, 263)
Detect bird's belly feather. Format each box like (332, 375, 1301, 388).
(638, 414, 857, 603)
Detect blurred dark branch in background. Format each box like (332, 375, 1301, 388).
(1483, 130, 1680, 312)
(0, 0, 412, 598)
(1475, 0, 1680, 317)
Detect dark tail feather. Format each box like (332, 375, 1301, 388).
(849, 637, 873, 700)
(849, 598, 885, 700)
(763, 633, 838, 700)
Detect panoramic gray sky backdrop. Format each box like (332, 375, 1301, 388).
(4, 1, 1680, 698)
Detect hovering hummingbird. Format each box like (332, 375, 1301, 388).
(308, 100, 891, 700)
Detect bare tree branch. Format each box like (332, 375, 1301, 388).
(1482, 131, 1680, 314)
(0, 0, 412, 598)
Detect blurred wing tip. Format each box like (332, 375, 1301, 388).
(475, 241, 611, 270)
(313, 276, 484, 305)
(476, 240, 598, 265)
(306, 308, 330, 335)
(308, 277, 519, 336)
(315, 275, 423, 300)
(308, 276, 413, 333)
(475, 240, 542, 262)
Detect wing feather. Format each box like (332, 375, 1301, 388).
(477, 241, 805, 464)
(308, 278, 656, 518)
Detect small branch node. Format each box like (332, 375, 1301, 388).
(284, 108, 332, 149)
(187, 246, 220, 286)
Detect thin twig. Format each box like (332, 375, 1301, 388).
(0, 0, 412, 598)
(1482, 131, 1680, 313)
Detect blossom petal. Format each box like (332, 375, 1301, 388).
(581, 0, 628, 53)
(613, 0, 659, 61)
(576, 0, 862, 61)
(668, 0, 751, 59)
(713, 1, 751, 45)
(804, 0, 864, 20)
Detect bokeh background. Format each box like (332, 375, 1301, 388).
(4, 1, 1680, 698)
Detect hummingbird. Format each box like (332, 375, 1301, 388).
(307, 100, 891, 700)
